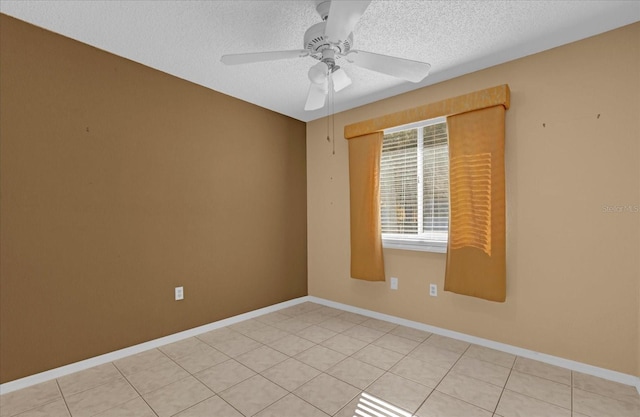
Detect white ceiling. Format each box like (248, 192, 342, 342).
(2, 1, 639, 122)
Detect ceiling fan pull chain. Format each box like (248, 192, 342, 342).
(332, 87, 336, 155)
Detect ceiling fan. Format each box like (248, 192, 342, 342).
(220, 0, 431, 111)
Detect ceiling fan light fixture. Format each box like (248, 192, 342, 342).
(332, 67, 352, 92)
(308, 61, 329, 84)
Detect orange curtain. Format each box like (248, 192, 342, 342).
(444, 105, 506, 301)
(347, 132, 385, 281)
(344, 85, 509, 292)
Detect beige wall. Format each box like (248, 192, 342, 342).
(308, 23, 640, 375)
(0, 15, 307, 383)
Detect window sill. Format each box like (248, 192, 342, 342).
(382, 239, 447, 253)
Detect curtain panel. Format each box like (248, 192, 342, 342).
(345, 85, 509, 294)
(445, 106, 506, 301)
(347, 132, 386, 281)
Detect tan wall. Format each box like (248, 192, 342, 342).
(0, 15, 307, 383)
(308, 23, 640, 375)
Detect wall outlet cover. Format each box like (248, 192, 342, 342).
(390, 277, 398, 290)
(429, 284, 437, 297)
(175, 286, 184, 301)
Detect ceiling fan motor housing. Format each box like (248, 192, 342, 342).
(304, 21, 353, 57)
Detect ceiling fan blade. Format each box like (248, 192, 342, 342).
(221, 49, 309, 65)
(332, 68, 352, 92)
(305, 81, 328, 111)
(344, 50, 431, 82)
(325, 0, 372, 44)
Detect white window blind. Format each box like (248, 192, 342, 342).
(380, 118, 449, 251)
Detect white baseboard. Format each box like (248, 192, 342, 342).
(307, 296, 640, 394)
(2, 295, 639, 396)
(0, 297, 309, 395)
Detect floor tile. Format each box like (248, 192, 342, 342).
(513, 357, 571, 385)
(364, 372, 432, 414)
(506, 370, 571, 409)
(271, 318, 312, 333)
(389, 325, 432, 342)
(297, 325, 338, 344)
(496, 389, 570, 417)
(352, 344, 404, 370)
(314, 306, 344, 318)
(320, 334, 368, 356)
(229, 319, 268, 335)
(373, 333, 421, 355)
(235, 345, 288, 373)
(125, 359, 189, 394)
(0, 380, 61, 417)
(360, 318, 397, 333)
(316, 318, 357, 333)
(327, 357, 385, 389)
(573, 387, 640, 417)
(159, 337, 210, 360)
(390, 356, 449, 388)
(572, 372, 640, 405)
(171, 344, 229, 374)
(267, 334, 316, 357)
(57, 363, 121, 397)
(10, 399, 70, 417)
(279, 302, 322, 317)
(416, 391, 492, 417)
(194, 359, 256, 393)
(92, 397, 155, 417)
(65, 378, 138, 417)
(196, 327, 238, 347)
(143, 376, 213, 417)
(297, 311, 330, 325)
(173, 395, 243, 417)
(336, 311, 370, 324)
(294, 373, 361, 416)
(244, 326, 290, 345)
(451, 356, 511, 387)
(294, 345, 347, 371)
(219, 375, 287, 417)
(436, 372, 502, 412)
(463, 344, 516, 368)
(333, 396, 367, 417)
(341, 324, 386, 343)
(424, 334, 470, 354)
(336, 392, 414, 417)
(207, 332, 264, 357)
(261, 358, 321, 391)
(409, 342, 462, 369)
(113, 348, 172, 377)
(8, 301, 640, 417)
(255, 312, 290, 325)
(255, 394, 329, 417)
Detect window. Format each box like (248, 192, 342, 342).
(380, 117, 449, 252)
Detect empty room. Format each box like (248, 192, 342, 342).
(1, 1, 639, 416)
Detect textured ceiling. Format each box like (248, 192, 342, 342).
(1, 1, 639, 122)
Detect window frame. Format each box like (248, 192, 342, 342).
(381, 116, 448, 253)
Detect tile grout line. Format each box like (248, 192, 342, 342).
(425, 342, 483, 413)
(153, 348, 233, 417)
(54, 380, 73, 417)
(112, 358, 161, 417)
(491, 364, 513, 415)
(266, 309, 393, 416)
(571, 369, 574, 414)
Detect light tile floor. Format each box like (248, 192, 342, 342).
(2, 302, 639, 417)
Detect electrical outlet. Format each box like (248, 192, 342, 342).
(390, 277, 398, 290)
(175, 286, 184, 301)
(429, 284, 437, 297)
